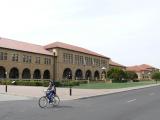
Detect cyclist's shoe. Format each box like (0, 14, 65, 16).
(49, 102, 52, 104)
(49, 100, 53, 104)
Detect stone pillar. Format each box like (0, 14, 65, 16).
(19, 72, 22, 80)
(5, 71, 9, 79)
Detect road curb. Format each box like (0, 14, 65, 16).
(76, 84, 160, 100)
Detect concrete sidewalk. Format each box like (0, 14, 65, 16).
(0, 84, 160, 101)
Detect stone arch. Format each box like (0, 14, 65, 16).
(33, 69, 41, 79)
(43, 70, 50, 79)
(75, 69, 83, 80)
(63, 68, 72, 79)
(0, 66, 6, 78)
(9, 67, 19, 79)
(22, 68, 31, 79)
(94, 70, 100, 80)
(85, 70, 92, 80)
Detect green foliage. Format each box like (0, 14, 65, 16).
(0, 80, 81, 87)
(125, 71, 138, 81)
(43, 81, 49, 87)
(61, 80, 80, 87)
(78, 80, 88, 84)
(152, 72, 160, 80)
(0, 80, 12, 85)
(107, 68, 126, 82)
(132, 79, 140, 82)
(13, 80, 43, 86)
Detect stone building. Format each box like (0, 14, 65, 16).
(0, 37, 110, 81)
(127, 64, 159, 80)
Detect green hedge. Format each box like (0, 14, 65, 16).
(133, 79, 140, 82)
(78, 80, 88, 84)
(60, 81, 80, 87)
(0, 80, 12, 85)
(0, 80, 81, 87)
(11, 80, 43, 86)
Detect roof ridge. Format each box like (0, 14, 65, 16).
(0, 37, 43, 47)
(0, 37, 52, 55)
(109, 60, 125, 67)
(44, 41, 109, 58)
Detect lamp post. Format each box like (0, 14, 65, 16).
(5, 71, 7, 92)
(68, 73, 72, 96)
(53, 52, 56, 81)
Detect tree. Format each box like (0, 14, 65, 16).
(125, 71, 138, 81)
(151, 72, 160, 83)
(107, 68, 126, 82)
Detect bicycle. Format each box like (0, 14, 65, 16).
(38, 90, 60, 108)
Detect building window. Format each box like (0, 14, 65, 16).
(0, 52, 3, 60)
(85, 57, 88, 65)
(35, 57, 40, 64)
(85, 57, 92, 66)
(80, 56, 84, 65)
(0, 52, 8, 60)
(44, 58, 51, 65)
(12, 53, 19, 62)
(94, 58, 100, 66)
(75, 55, 83, 65)
(69, 54, 73, 64)
(63, 53, 73, 64)
(101, 59, 106, 66)
(89, 57, 92, 65)
(29, 56, 31, 63)
(4, 53, 7, 60)
(75, 55, 79, 64)
(23, 55, 32, 63)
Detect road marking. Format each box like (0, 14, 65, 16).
(149, 93, 155, 96)
(127, 99, 136, 103)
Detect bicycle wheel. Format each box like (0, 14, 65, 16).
(39, 96, 48, 108)
(53, 95, 60, 106)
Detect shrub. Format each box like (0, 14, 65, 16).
(133, 79, 140, 82)
(60, 80, 80, 87)
(0, 80, 12, 85)
(152, 72, 160, 81)
(107, 68, 126, 82)
(43, 81, 49, 87)
(78, 80, 88, 84)
(0, 80, 81, 87)
(5, 80, 44, 86)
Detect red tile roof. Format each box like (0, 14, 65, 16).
(127, 64, 155, 72)
(109, 60, 126, 68)
(139, 64, 154, 69)
(44, 42, 109, 59)
(0, 37, 52, 55)
(127, 66, 145, 72)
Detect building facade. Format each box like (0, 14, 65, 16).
(44, 42, 110, 81)
(127, 64, 159, 80)
(0, 37, 110, 81)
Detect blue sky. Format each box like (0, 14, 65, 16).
(0, 0, 160, 68)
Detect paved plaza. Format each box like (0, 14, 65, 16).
(0, 84, 160, 101)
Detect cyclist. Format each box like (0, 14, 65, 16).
(47, 80, 56, 103)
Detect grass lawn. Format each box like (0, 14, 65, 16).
(74, 81, 158, 89)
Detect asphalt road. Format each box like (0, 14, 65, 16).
(0, 86, 160, 120)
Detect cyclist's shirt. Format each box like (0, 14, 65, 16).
(47, 82, 56, 93)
